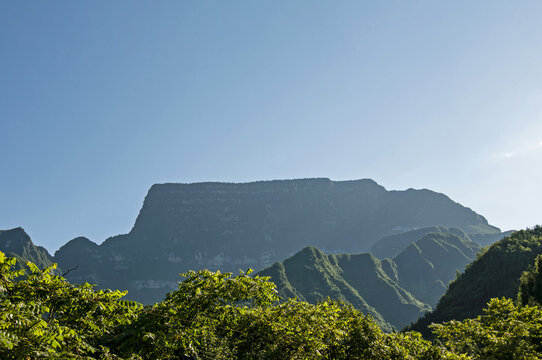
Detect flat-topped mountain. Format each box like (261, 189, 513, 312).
(54, 178, 500, 303)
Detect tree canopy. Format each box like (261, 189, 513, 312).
(1, 250, 542, 359)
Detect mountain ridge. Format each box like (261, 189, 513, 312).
(258, 230, 481, 329)
(53, 178, 500, 304)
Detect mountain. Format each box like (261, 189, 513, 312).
(0, 227, 56, 271)
(257, 246, 429, 330)
(54, 178, 499, 303)
(407, 226, 542, 337)
(371, 227, 471, 259)
(393, 232, 480, 306)
(258, 230, 481, 330)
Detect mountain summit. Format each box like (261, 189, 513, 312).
(54, 178, 500, 303)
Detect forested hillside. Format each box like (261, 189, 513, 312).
(393, 232, 479, 306)
(408, 226, 542, 336)
(258, 247, 426, 330)
(258, 231, 480, 329)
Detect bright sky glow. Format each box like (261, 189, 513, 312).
(1, 1, 541, 252)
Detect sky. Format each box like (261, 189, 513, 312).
(1, 1, 541, 253)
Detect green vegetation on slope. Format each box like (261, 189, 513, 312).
(257, 247, 396, 331)
(0, 228, 56, 271)
(259, 231, 481, 330)
(407, 226, 542, 337)
(394, 232, 479, 306)
(258, 246, 429, 330)
(334, 252, 430, 329)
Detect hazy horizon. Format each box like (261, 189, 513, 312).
(1, 1, 541, 251)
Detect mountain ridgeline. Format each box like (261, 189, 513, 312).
(51, 178, 499, 304)
(258, 230, 481, 330)
(370, 226, 472, 259)
(257, 247, 427, 331)
(393, 231, 480, 306)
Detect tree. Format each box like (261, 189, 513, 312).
(111, 269, 460, 359)
(517, 254, 542, 307)
(431, 298, 542, 359)
(0, 251, 142, 359)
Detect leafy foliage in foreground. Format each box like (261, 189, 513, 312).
(0, 252, 142, 359)
(432, 298, 542, 359)
(2, 250, 542, 359)
(107, 269, 457, 359)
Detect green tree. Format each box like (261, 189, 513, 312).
(0, 251, 142, 359)
(112, 269, 459, 360)
(431, 298, 542, 359)
(109, 269, 280, 359)
(517, 254, 542, 307)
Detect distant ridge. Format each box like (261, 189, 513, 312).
(53, 178, 500, 304)
(371, 226, 471, 259)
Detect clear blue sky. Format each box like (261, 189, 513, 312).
(1, 1, 541, 252)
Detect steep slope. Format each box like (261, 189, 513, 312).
(258, 247, 429, 330)
(54, 178, 499, 304)
(333, 252, 431, 328)
(0, 227, 56, 270)
(393, 232, 480, 306)
(407, 226, 542, 337)
(371, 227, 471, 259)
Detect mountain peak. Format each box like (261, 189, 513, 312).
(0, 227, 55, 270)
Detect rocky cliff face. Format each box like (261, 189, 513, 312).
(54, 178, 500, 304)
